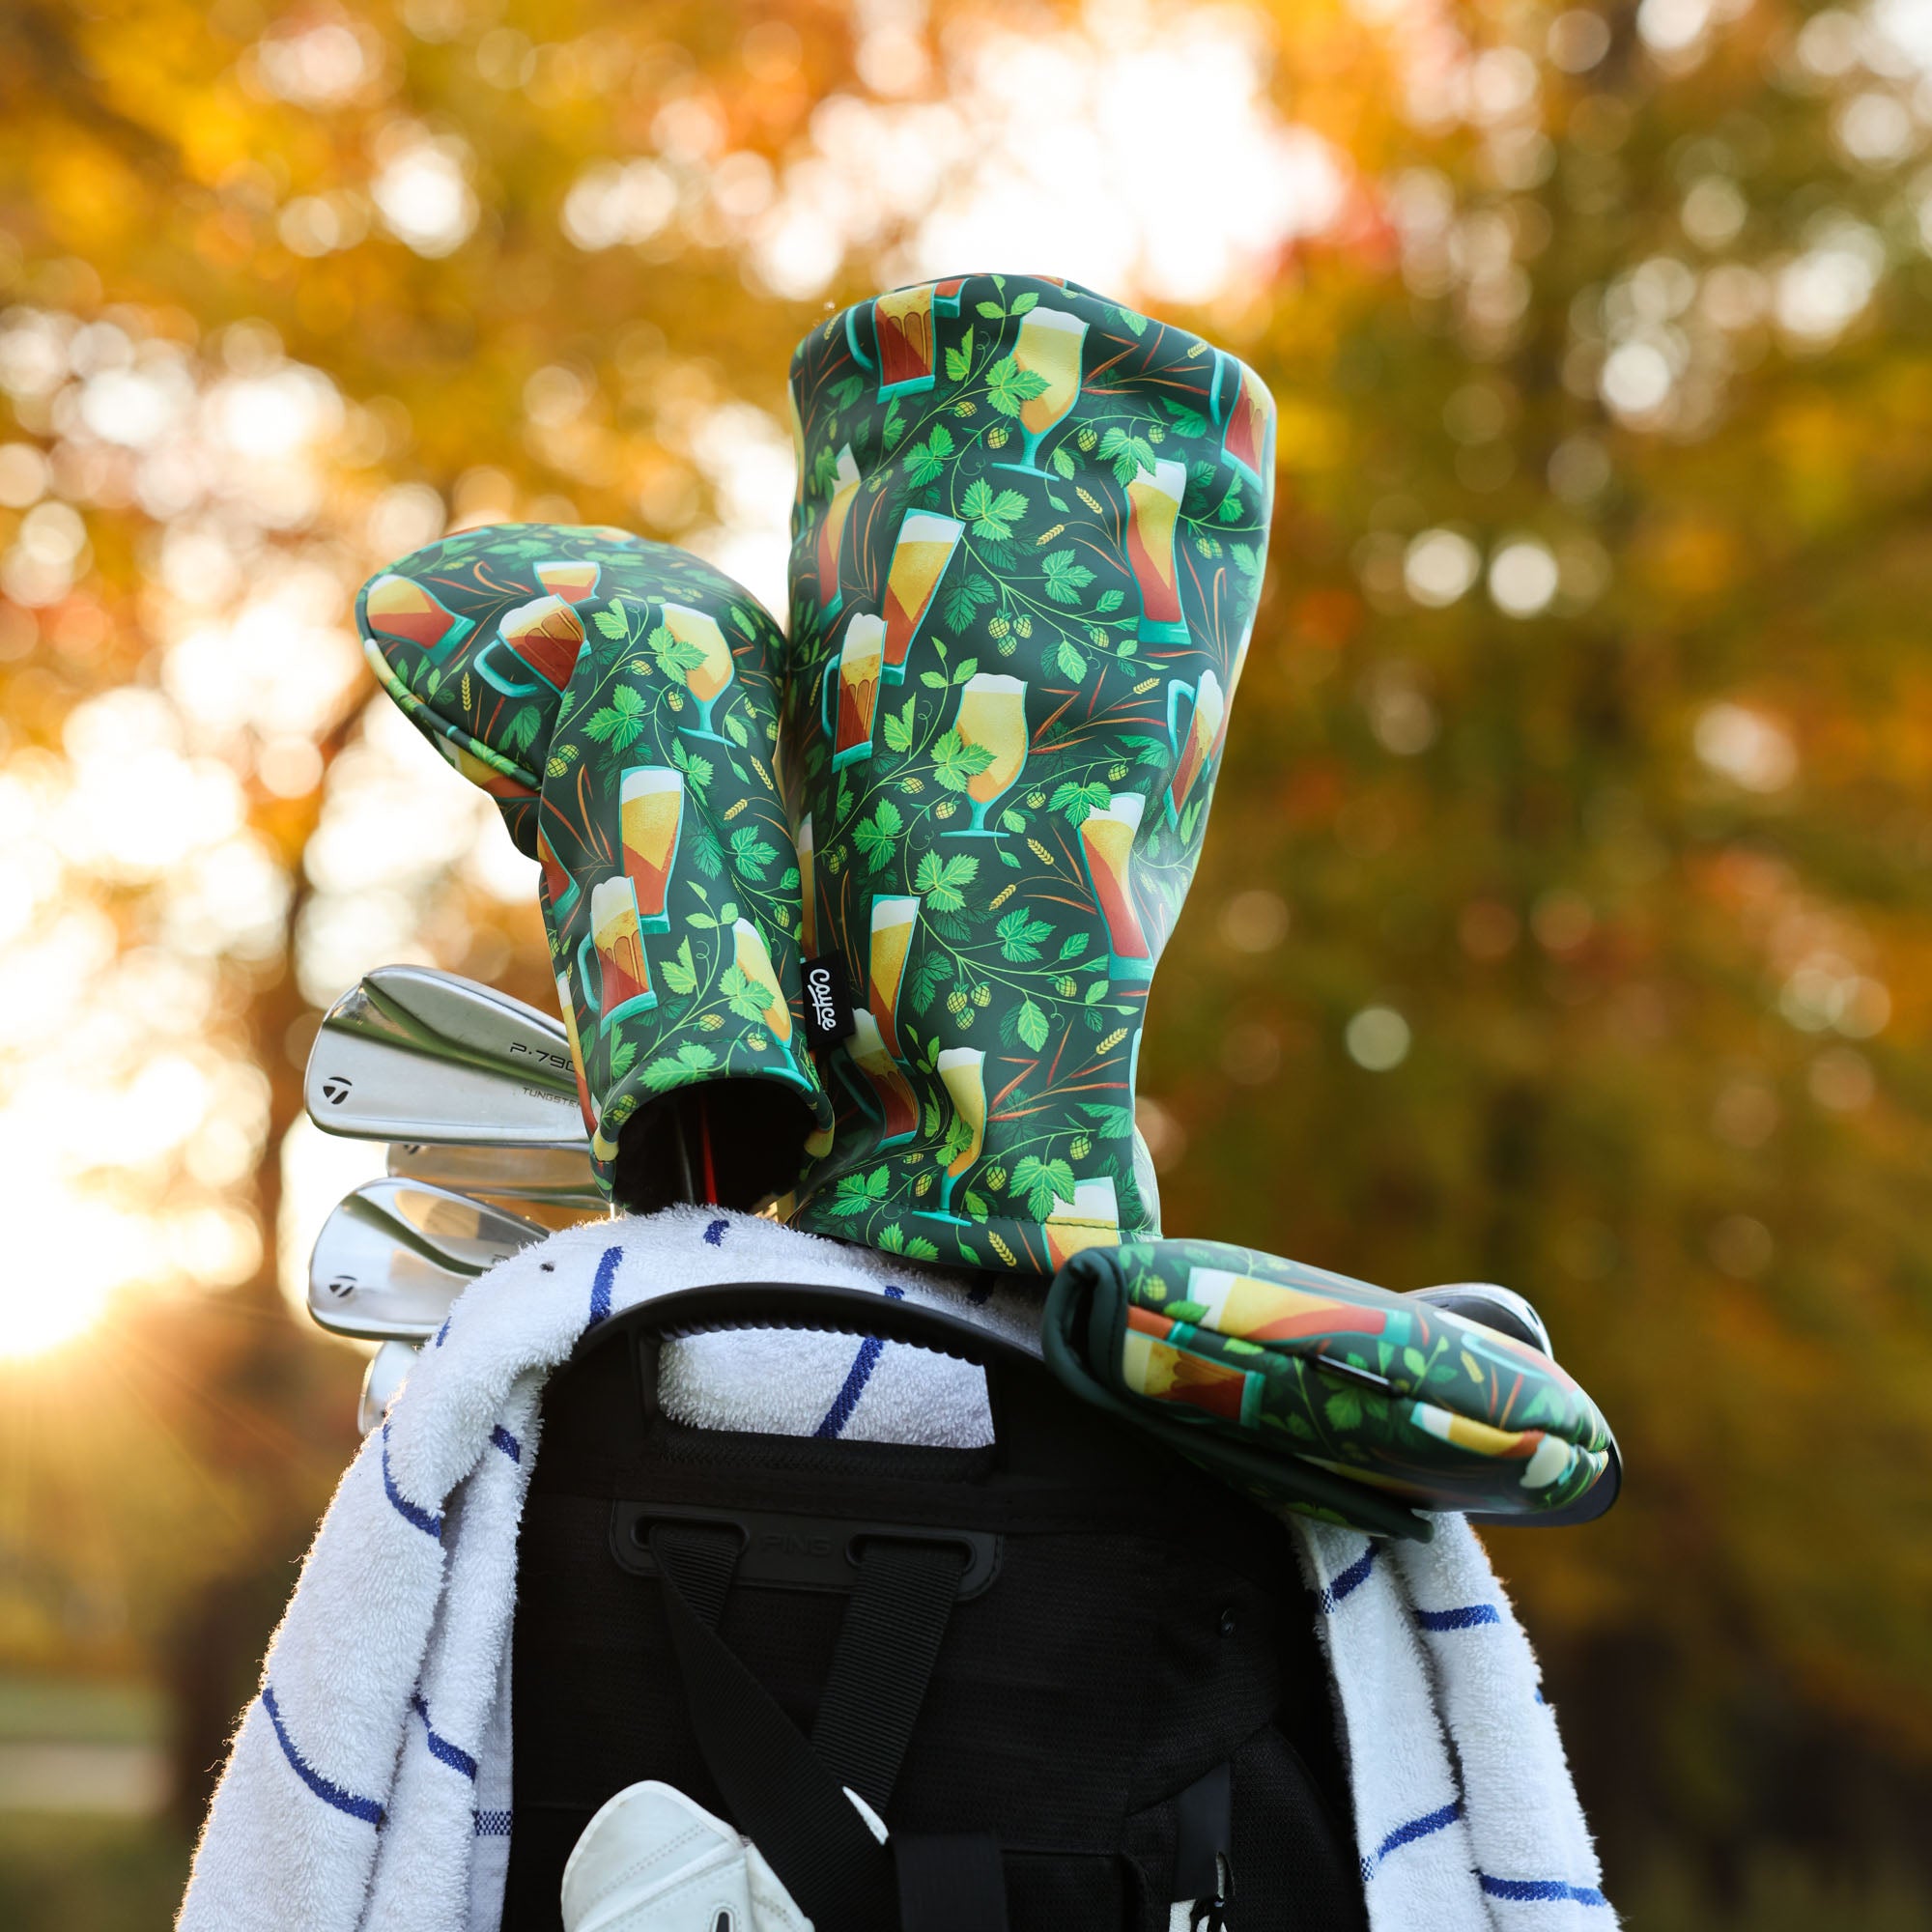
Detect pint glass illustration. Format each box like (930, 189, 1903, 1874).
(662, 603, 737, 744)
(868, 895, 920, 1058)
(1165, 669, 1225, 826)
(1125, 459, 1189, 646)
(363, 573, 474, 658)
(580, 875, 656, 1032)
(618, 765, 684, 932)
(477, 592, 585, 696)
(935, 1047, 987, 1218)
(880, 511, 964, 681)
(952, 673, 1029, 832)
(993, 306, 1087, 476)
(536, 821, 579, 923)
(1078, 793, 1153, 983)
(731, 918, 793, 1051)
(820, 612, 886, 770)
(1045, 1176, 1122, 1268)
(797, 811, 817, 957)
(1211, 350, 1270, 490)
(844, 1009, 919, 1148)
(534, 557, 602, 604)
(817, 444, 862, 618)
(554, 968, 597, 1134)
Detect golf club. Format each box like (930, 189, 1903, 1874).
(358, 1340, 418, 1435)
(305, 965, 588, 1150)
(385, 1140, 607, 1218)
(308, 1177, 545, 1342)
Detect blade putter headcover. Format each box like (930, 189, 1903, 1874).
(357, 526, 834, 1210)
(779, 272, 1277, 1273)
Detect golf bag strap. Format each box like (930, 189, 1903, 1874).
(810, 1538, 969, 1815)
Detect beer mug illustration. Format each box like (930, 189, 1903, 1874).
(662, 602, 736, 743)
(951, 673, 1029, 833)
(868, 894, 920, 1059)
(1210, 350, 1270, 490)
(618, 765, 684, 933)
(476, 592, 586, 696)
(554, 968, 597, 1134)
(842, 1009, 919, 1148)
(731, 918, 793, 1052)
(880, 511, 964, 683)
(1125, 459, 1189, 646)
(819, 613, 886, 771)
(842, 280, 966, 397)
(1164, 668, 1226, 826)
(935, 1047, 987, 1218)
(816, 444, 862, 619)
(1078, 793, 1153, 983)
(579, 875, 657, 1033)
(1045, 1176, 1121, 1269)
(363, 573, 474, 659)
(991, 306, 1087, 477)
(797, 811, 817, 957)
(536, 820, 579, 923)
(533, 557, 603, 605)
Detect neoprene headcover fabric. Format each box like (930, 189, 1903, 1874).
(357, 524, 832, 1205)
(780, 272, 1275, 1272)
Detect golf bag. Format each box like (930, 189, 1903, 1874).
(500, 1282, 1367, 1932)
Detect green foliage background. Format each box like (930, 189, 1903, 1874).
(2, 0, 1930, 1921)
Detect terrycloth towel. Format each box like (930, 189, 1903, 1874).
(179, 1208, 1611, 1931)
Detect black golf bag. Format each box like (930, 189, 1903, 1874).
(499, 1283, 1367, 1932)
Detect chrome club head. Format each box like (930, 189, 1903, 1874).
(358, 1339, 418, 1435)
(1409, 1282, 1552, 1357)
(384, 1139, 605, 1211)
(304, 966, 589, 1150)
(308, 1178, 545, 1341)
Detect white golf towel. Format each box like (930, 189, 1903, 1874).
(178, 1207, 1613, 1931)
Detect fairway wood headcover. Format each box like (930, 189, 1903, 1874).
(357, 524, 832, 1209)
(1043, 1238, 1618, 1537)
(781, 273, 1274, 1272)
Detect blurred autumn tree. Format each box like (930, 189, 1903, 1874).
(2, 0, 1930, 1920)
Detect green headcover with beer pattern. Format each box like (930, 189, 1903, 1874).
(356, 524, 832, 1202)
(780, 272, 1275, 1272)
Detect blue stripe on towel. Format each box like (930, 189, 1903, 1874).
(1317, 1543, 1378, 1613)
(1416, 1602, 1502, 1632)
(704, 1218, 728, 1245)
(411, 1693, 478, 1780)
(584, 1244, 621, 1333)
(473, 1807, 514, 1837)
(490, 1423, 521, 1463)
(1360, 1800, 1463, 1882)
(1480, 1872, 1610, 1907)
(813, 1286, 906, 1438)
(261, 1685, 384, 1827)
(381, 1425, 442, 1540)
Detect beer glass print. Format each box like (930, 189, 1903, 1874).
(534, 557, 602, 605)
(817, 444, 862, 619)
(1078, 793, 1153, 982)
(935, 1047, 987, 1218)
(880, 511, 965, 683)
(536, 821, 579, 923)
(364, 573, 474, 658)
(796, 812, 817, 957)
(437, 736, 535, 807)
(554, 969, 597, 1134)
(819, 613, 886, 771)
(1125, 460, 1189, 645)
(477, 592, 586, 696)
(951, 673, 1029, 833)
(1210, 350, 1269, 490)
(1164, 668, 1225, 826)
(1045, 1176, 1121, 1268)
(580, 875, 656, 1032)
(873, 283, 938, 398)
(844, 1009, 918, 1148)
(732, 918, 795, 1053)
(868, 895, 920, 1059)
(659, 603, 736, 743)
(992, 307, 1088, 476)
(618, 766, 683, 933)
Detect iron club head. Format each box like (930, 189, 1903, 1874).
(305, 966, 588, 1150)
(358, 1340, 418, 1435)
(384, 1139, 605, 1211)
(308, 1177, 545, 1342)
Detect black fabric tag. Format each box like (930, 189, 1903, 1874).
(800, 954, 856, 1048)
